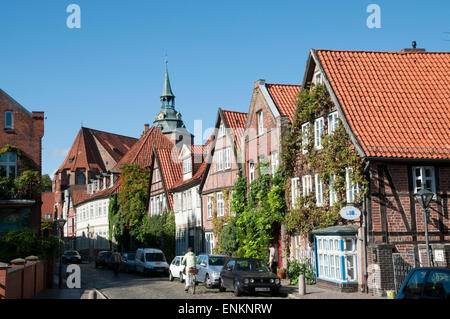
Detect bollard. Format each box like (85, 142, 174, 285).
(298, 274, 306, 295)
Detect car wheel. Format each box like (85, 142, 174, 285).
(180, 272, 184, 283)
(219, 279, 226, 292)
(205, 274, 212, 289)
(169, 271, 174, 282)
(233, 282, 241, 297)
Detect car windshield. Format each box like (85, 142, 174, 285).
(102, 252, 111, 257)
(126, 253, 136, 260)
(209, 256, 226, 266)
(145, 253, 165, 262)
(235, 259, 270, 272)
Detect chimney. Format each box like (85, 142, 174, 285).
(402, 41, 426, 52)
(142, 123, 150, 137)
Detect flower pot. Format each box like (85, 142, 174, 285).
(277, 272, 286, 279)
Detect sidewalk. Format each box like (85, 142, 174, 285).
(281, 280, 384, 299)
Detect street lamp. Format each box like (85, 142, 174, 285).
(414, 189, 434, 267)
(54, 212, 66, 289)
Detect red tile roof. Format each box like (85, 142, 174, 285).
(113, 127, 175, 170)
(57, 127, 137, 173)
(266, 83, 301, 123)
(315, 49, 450, 159)
(222, 110, 247, 152)
(41, 192, 55, 219)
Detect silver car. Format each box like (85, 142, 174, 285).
(195, 254, 229, 288)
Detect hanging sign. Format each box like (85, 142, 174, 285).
(339, 206, 361, 220)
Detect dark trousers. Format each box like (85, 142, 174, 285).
(271, 262, 278, 274)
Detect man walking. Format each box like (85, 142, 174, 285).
(181, 247, 197, 293)
(269, 243, 278, 274)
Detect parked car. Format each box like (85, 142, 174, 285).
(219, 258, 281, 297)
(196, 254, 229, 288)
(169, 256, 186, 282)
(62, 250, 82, 264)
(135, 248, 169, 276)
(120, 252, 136, 273)
(396, 267, 450, 300)
(95, 251, 111, 269)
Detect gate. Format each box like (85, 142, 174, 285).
(392, 252, 415, 293)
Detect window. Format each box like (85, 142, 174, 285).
(271, 151, 279, 175)
(205, 232, 215, 254)
(224, 148, 231, 169)
(315, 174, 324, 206)
(346, 168, 359, 203)
(216, 150, 223, 171)
(314, 71, 323, 85)
(219, 123, 225, 137)
(291, 177, 300, 207)
(329, 174, 338, 206)
(314, 117, 324, 149)
(217, 192, 224, 217)
(0, 153, 17, 178)
(248, 161, 255, 183)
(302, 175, 312, 196)
(183, 158, 192, 174)
(4, 111, 13, 129)
(423, 270, 450, 299)
(328, 112, 339, 134)
(207, 195, 213, 218)
(257, 110, 264, 136)
(316, 236, 357, 282)
(403, 269, 427, 298)
(301, 123, 310, 154)
(412, 166, 436, 195)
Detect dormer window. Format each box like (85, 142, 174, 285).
(5, 111, 13, 129)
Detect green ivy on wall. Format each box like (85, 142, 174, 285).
(281, 83, 368, 237)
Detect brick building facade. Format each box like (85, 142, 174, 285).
(291, 48, 450, 296)
(0, 89, 44, 233)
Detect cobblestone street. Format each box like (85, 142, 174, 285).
(78, 263, 296, 299)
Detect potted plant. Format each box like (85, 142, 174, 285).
(277, 268, 286, 279)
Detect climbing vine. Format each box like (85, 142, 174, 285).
(281, 83, 368, 236)
(212, 188, 232, 253)
(0, 144, 40, 200)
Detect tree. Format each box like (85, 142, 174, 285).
(41, 174, 52, 192)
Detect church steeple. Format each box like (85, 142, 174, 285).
(152, 61, 193, 146)
(161, 61, 175, 109)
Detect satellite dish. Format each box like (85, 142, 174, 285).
(339, 206, 361, 220)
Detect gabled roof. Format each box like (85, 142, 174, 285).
(265, 83, 301, 123)
(113, 127, 174, 170)
(221, 110, 248, 152)
(58, 127, 137, 173)
(312, 49, 450, 160)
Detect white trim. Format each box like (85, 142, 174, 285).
(258, 81, 281, 118)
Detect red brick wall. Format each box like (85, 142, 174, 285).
(0, 91, 44, 233)
(367, 162, 450, 295)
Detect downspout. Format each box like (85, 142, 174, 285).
(362, 159, 370, 293)
(198, 187, 205, 253)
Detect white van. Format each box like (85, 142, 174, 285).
(135, 248, 169, 276)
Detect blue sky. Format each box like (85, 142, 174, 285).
(0, 0, 448, 176)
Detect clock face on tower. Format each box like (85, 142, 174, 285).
(157, 113, 164, 120)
